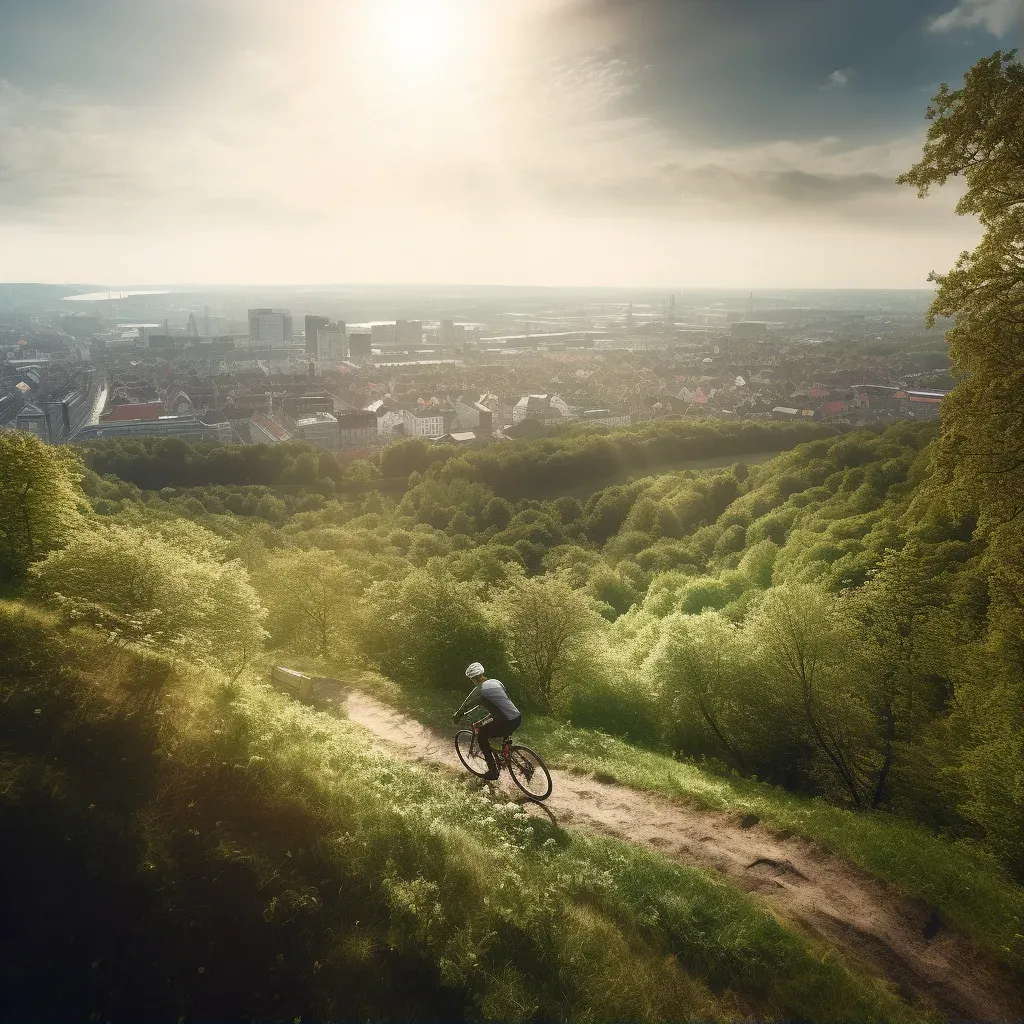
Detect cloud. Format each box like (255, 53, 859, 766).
(0, 50, 940, 235)
(822, 68, 855, 89)
(0, 3, 976, 286)
(929, 0, 1019, 36)
(536, 164, 922, 222)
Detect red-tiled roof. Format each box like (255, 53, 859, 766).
(819, 400, 848, 417)
(104, 402, 163, 421)
(250, 412, 291, 440)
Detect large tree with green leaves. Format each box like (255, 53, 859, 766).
(899, 49, 1024, 861)
(0, 431, 86, 579)
(30, 521, 267, 676)
(489, 573, 605, 711)
(645, 609, 749, 768)
(898, 50, 1024, 526)
(744, 583, 878, 808)
(358, 569, 506, 692)
(261, 549, 358, 661)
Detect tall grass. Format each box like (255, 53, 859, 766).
(0, 600, 921, 1022)
(353, 671, 1024, 974)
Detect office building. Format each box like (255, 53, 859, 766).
(395, 320, 422, 348)
(337, 410, 377, 449)
(440, 320, 474, 348)
(371, 323, 396, 349)
(365, 399, 403, 437)
(304, 315, 330, 356)
(455, 399, 494, 433)
(348, 334, 371, 360)
(512, 394, 572, 424)
(402, 407, 445, 438)
(290, 411, 339, 451)
(316, 322, 347, 362)
(248, 308, 293, 346)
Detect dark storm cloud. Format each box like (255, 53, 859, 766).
(554, 0, 1014, 144)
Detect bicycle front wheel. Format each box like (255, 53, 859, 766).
(507, 744, 552, 801)
(455, 730, 490, 778)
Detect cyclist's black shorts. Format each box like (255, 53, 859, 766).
(477, 713, 521, 744)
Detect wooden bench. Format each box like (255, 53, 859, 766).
(271, 666, 313, 702)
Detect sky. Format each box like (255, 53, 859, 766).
(0, 0, 1019, 288)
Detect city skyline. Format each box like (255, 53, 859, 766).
(1, 0, 1018, 287)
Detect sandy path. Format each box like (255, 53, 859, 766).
(339, 689, 1021, 1022)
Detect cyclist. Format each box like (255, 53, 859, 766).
(452, 662, 521, 781)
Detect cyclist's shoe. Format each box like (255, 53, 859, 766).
(482, 767, 500, 781)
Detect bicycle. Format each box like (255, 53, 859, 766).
(454, 722, 552, 801)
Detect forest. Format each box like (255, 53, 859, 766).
(2, 49, 1024, 1023)
(33, 416, 1020, 849)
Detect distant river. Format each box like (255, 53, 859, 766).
(62, 290, 171, 302)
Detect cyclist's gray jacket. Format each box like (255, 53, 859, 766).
(456, 678, 520, 724)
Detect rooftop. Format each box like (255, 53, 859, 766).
(250, 412, 291, 441)
(295, 412, 337, 427)
(104, 401, 163, 422)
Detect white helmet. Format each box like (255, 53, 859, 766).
(465, 661, 485, 680)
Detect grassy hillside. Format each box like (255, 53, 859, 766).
(6, 411, 1024, 1018)
(352, 671, 1024, 975)
(0, 601, 917, 1022)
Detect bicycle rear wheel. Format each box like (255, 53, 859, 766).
(455, 730, 490, 778)
(507, 744, 552, 801)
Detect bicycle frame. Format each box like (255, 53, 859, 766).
(470, 720, 514, 772)
(459, 722, 552, 801)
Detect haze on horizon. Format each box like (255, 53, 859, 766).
(1, 0, 1017, 289)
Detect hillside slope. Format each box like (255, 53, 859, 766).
(0, 601, 925, 1023)
(338, 687, 1022, 1022)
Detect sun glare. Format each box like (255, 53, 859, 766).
(369, 0, 465, 83)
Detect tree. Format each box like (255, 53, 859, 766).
(947, 648, 1024, 874)
(489, 574, 604, 711)
(646, 610, 749, 768)
(438, 546, 525, 591)
(744, 583, 877, 808)
(254, 493, 287, 524)
(540, 545, 602, 587)
(379, 437, 434, 478)
(587, 566, 639, 619)
(358, 569, 506, 691)
(0, 431, 86, 579)
(898, 51, 1024, 527)
(261, 550, 356, 661)
(346, 459, 382, 487)
(482, 497, 513, 530)
(29, 522, 267, 675)
(849, 544, 948, 808)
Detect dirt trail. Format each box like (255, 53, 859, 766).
(340, 690, 1021, 1022)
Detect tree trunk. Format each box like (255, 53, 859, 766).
(800, 667, 863, 808)
(696, 696, 746, 771)
(871, 705, 896, 810)
(18, 481, 34, 561)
